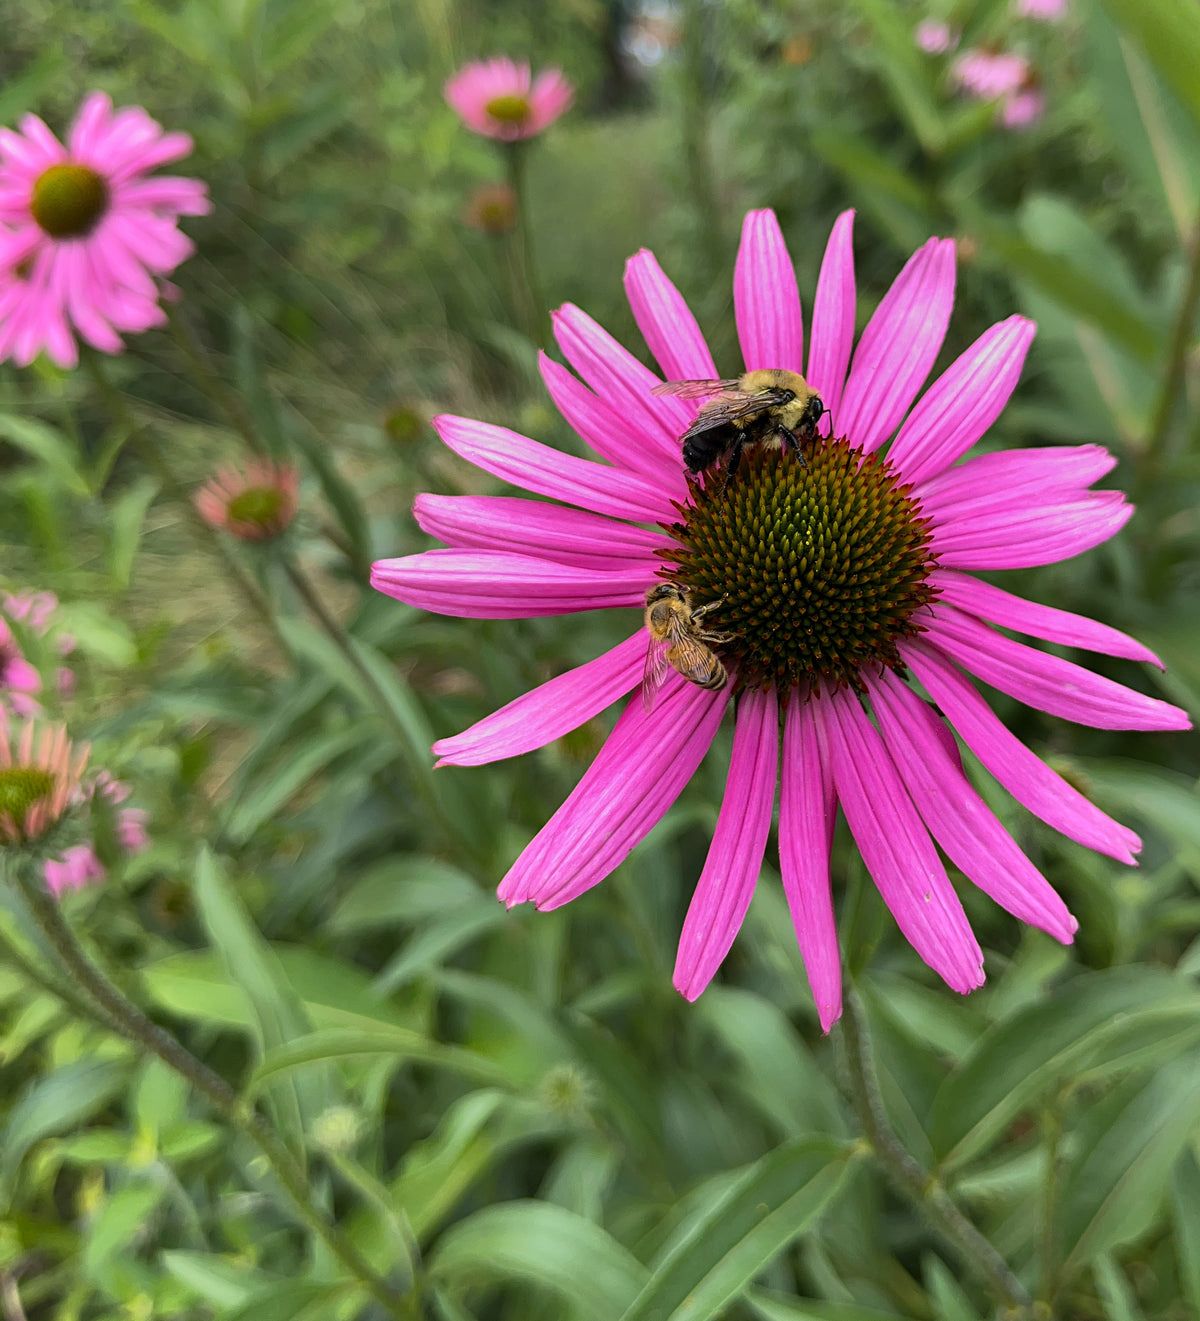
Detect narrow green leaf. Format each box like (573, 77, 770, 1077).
(84, 1183, 166, 1274)
(374, 905, 508, 994)
(746, 1293, 902, 1321)
(923, 1254, 984, 1321)
(430, 1200, 648, 1319)
(618, 1139, 858, 1321)
(329, 857, 482, 933)
(106, 476, 159, 591)
(1170, 1148, 1200, 1312)
(0, 412, 88, 495)
(1093, 1254, 1144, 1321)
(160, 1251, 264, 1309)
(1095, 0, 1200, 132)
(287, 417, 372, 575)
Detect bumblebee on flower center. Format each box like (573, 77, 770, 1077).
(660, 435, 938, 697)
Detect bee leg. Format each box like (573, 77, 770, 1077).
(777, 425, 809, 470)
(716, 441, 744, 496)
(690, 592, 728, 622)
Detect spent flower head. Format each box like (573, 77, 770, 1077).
(464, 181, 518, 234)
(195, 460, 299, 542)
(0, 91, 210, 368)
(372, 210, 1189, 1030)
(0, 720, 88, 847)
(444, 58, 573, 141)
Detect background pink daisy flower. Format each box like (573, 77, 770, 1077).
(0, 91, 210, 369)
(952, 49, 1030, 101)
(915, 20, 957, 55)
(0, 618, 43, 716)
(194, 460, 300, 542)
(444, 58, 574, 141)
(372, 209, 1189, 1030)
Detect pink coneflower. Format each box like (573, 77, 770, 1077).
(915, 20, 957, 55)
(1014, 0, 1067, 19)
(952, 48, 1030, 101)
(0, 91, 210, 369)
(195, 460, 299, 541)
(1001, 86, 1046, 129)
(372, 210, 1189, 1030)
(444, 58, 573, 142)
(0, 619, 42, 716)
(0, 720, 88, 846)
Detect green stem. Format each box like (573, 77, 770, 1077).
(1142, 219, 1200, 488)
(840, 990, 1032, 1316)
(0, 916, 119, 1032)
(6, 856, 410, 1318)
(80, 351, 294, 668)
(503, 142, 546, 347)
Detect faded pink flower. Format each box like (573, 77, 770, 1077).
(1014, 0, 1067, 19)
(1001, 86, 1046, 129)
(0, 91, 210, 369)
(42, 772, 150, 896)
(464, 182, 518, 234)
(952, 48, 1030, 101)
(0, 720, 88, 845)
(0, 619, 42, 716)
(372, 210, 1189, 1030)
(194, 460, 299, 541)
(444, 58, 573, 142)
(915, 20, 957, 55)
(44, 842, 105, 896)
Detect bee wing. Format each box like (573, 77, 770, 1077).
(641, 634, 675, 712)
(650, 378, 742, 400)
(678, 388, 796, 442)
(670, 633, 724, 688)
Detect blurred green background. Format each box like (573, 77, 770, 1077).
(1, 0, 1199, 1318)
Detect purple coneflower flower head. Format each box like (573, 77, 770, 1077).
(0, 618, 42, 716)
(194, 460, 299, 542)
(372, 210, 1189, 1030)
(952, 48, 1030, 101)
(0, 92, 210, 369)
(444, 58, 574, 142)
(0, 720, 88, 846)
(1013, 0, 1068, 19)
(1001, 86, 1046, 129)
(915, 20, 957, 55)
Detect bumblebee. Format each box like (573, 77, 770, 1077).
(651, 368, 825, 479)
(642, 584, 733, 710)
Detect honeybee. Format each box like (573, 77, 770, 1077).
(651, 368, 825, 479)
(642, 584, 734, 710)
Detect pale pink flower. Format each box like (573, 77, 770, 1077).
(194, 460, 299, 541)
(0, 91, 210, 369)
(0, 619, 42, 716)
(915, 20, 957, 55)
(0, 720, 88, 845)
(1001, 87, 1046, 129)
(444, 58, 573, 142)
(44, 842, 105, 896)
(952, 48, 1030, 101)
(372, 210, 1189, 1030)
(42, 772, 150, 896)
(1014, 0, 1068, 19)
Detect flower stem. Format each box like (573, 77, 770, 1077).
(166, 307, 268, 457)
(1142, 217, 1200, 488)
(839, 989, 1033, 1316)
(80, 351, 294, 668)
(503, 141, 546, 347)
(5, 855, 411, 1317)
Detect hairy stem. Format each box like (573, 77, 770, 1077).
(504, 141, 546, 347)
(840, 989, 1032, 1315)
(7, 857, 410, 1317)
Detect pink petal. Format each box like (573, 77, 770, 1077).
(538, 352, 685, 488)
(552, 304, 690, 458)
(623, 249, 718, 381)
(930, 492, 1133, 570)
(113, 176, 211, 216)
(14, 115, 66, 167)
(806, 210, 856, 421)
(818, 689, 985, 994)
(67, 92, 113, 159)
(499, 678, 730, 909)
(779, 698, 842, 1031)
(925, 605, 1191, 731)
(837, 237, 956, 454)
(2, 656, 41, 695)
(413, 494, 664, 571)
(915, 445, 1118, 516)
(902, 639, 1142, 863)
(930, 570, 1162, 667)
(432, 414, 677, 523)
(734, 210, 803, 374)
(370, 549, 651, 619)
(888, 316, 1037, 486)
(870, 669, 1077, 942)
(674, 688, 779, 1000)
(108, 131, 195, 185)
(434, 631, 646, 767)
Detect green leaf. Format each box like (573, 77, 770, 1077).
(0, 412, 88, 495)
(84, 1183, 166, 1274)
(618, 1139, 858, 1321)
(1170, 1148, 1200, 1313)
(1093, 1254, 1144, 1321)
(286, 416, 372, 576)
(160, 1251, 265, 1309)
(329, 857, 482, 933)
(106, 476, 159, 592)
(923, 1254, 983, 1321)
(430, 1200, 648, 1319)
(374, 905, 508, 994)
(746, 1293, 902, 1321)
(1095, 0, 1200, 133)
(846, 0, 945, 154)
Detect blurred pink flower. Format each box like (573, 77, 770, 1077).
(915, 20, 957, 55)
(1001, 86, 1046, 129)
(42, 773, 151, 896)
(1014, 0, 1068, 19)
(0, 619, 42, 716)
(952, 48, 1030, 100)
(372, 209, 1189, 1029)
(444, 58, 573, 141)
(0, 91, 210, 369)
(194, 460, 299, 541)
(3, 590, 58, 631)
(0, 720, 88, 845)
(44, 842, 105, 896)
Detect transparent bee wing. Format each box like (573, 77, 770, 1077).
(671, 634, 725, 690)
(678, 389, 795, 442)
(650, 378, 740, 400)
(641, 634, 675, 711)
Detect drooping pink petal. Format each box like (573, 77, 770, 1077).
(888, 316, 1036, 485)
(432, 415, 677, 524)
(371, 549, 651, 619)
(674, 687, 779, 1000)
(413, 494, 664, 571)
(67, 92, 112, 158)
(925, 605, 1191, 731)
(538, 352, 684, 487)
(15, 115, 66, 167)
(779, 697, 842, 1031)
(734, 210, 804, 374)
(902, 639, 1141, 863)
(930, 492, 1133, 570)
(434, 630, 646, 766)
(837, 237, 956, 455)
(930, 570, 1162, 667)
(624, 249, 718, 382)
(806, 210, 856, 422)
(818, 689, 985, 993)
(113, 176, 211, 215)
(870, 669, 1077, 941)
(499, 677, 730, 909)
(915, 445, 1118, 516)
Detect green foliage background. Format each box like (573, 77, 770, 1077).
(0, 0, 1199, 1318)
